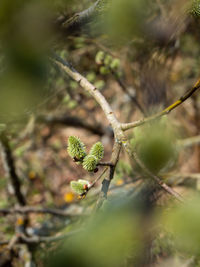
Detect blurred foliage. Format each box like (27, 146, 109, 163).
(163, 196, 200, 257)
(131, 120, 177, 174)
(46, 204, 143, 267)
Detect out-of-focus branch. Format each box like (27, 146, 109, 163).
(37, 114, 112, 137)
(0, 229, 81, 246)
(130, 150, 184, 202)
(61, 0, 104, 35)
(111, 70, 145, 114)
(0, 206, 85, 217)
(177, 135, 200, 148)
(121, 79, 200, 131)
(0, 132, 26, 206)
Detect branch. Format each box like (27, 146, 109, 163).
(79, 166, 109, 199)
(95, 141, 121, 210)
(121, 79, 200, 131)
(0, 206, 85, 217)
(61, 0, 104, 35)
(97, 162, 114, 166)
(124, 145, 184, 202)
(51, 54, 184, 205)
(0, 132, 26, 206)
(51, 54, 122, 138)
(177, 135, 200, 148)
(38, 114, 111, 136)
(19, 229, 81, 244)
(0, 229, 81, 246)
(111, 70, 145, 114)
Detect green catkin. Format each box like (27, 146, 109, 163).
(191, 0, 200, 16)
(67, 136, 87, 160)
(70, 180, 89, 194)
(82, 155, 98, 172)
(89, 142, 104, 162)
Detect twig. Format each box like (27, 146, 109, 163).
(177, 135, 200, 148)
(111, 70, 145, 114)
(121, 79, 200, 131)
(95, 142, 121, 210)
(80, 167, 109, 199)
(19, 229, 81, 244)
(0, 206, 85, 216)
(128, 149, 184, 202)
(97, 162, 114, 166)
(0, 132, 26, 206)
(61, 0, 103, 34)
(38, 114, 109, 136)
(0, 229, 81, 246)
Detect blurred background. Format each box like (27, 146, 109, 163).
(0, 0, 200, 266)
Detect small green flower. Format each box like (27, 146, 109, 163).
(82, 155, 98, 172)
(70, 179, 89, 194)
(90, 142, 104, 162)
(67, 136, 86, 160)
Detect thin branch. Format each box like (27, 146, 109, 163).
(80, 167, 109, 199)
(0, 206, 85, 217)
(19, 229, 81, 244)
(95, 141, 122, 210)
(177, 135, 200, 148)
(61, 0, 103, 34)
(38, 114, 110, 136)
(126, 147, 184, 202)
(0, 230, 81, 246)
(121, 79, 200, 131)
(0, 132, 26, 206)
(97, 162, 114, 166)
(111, 70, 145, 114)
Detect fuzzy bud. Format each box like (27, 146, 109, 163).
(67, 136, 86, 161)
(70, 179, 89, 194)
(191, 0, 200, 16)
(89, 142, 104, 162)
(82, 155, 98, 172)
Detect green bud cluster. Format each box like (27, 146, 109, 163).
(67, 136, 104, 172)
(70, 179, 89, 194)
(95, 51, 121, 75)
